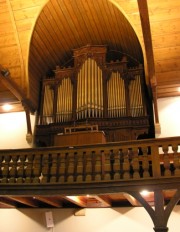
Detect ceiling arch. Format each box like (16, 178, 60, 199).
(28, 0, 143, 108)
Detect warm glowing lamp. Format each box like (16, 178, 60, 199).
(2, 104, 13, 111)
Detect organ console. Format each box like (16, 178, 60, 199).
(35, 45, 154, 147)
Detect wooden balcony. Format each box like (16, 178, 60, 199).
(0, 136, 180, 209)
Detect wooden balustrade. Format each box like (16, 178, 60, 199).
(0, 137, 180, 184)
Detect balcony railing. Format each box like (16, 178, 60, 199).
(0, 136, 180, 185)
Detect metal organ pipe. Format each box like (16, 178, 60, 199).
(56, 78, 73, 122)
(129, 75, 143, 117)
(76, 58, 103, 119)
(107, 72, 126, 118)
(42, 84, 54, 124)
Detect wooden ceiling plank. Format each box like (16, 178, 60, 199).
(94, 1, 112, 45)
(123, 193, 141, 206)
(94, 196, 111, 207)
(59, 0, 84, 47)
(42, 4, 71, 58)
(151, 18, 180, 36)
(67, 0, 92, 45)
(51, 0, 82, 50)
(46, 2, 73, 54)
(30, 37, 53, 70)
(35, 196, 62, 208)
(91, 0, 109, 44)
(0, 197, 16, 208)
(35, 19, 60, 63)
(80, 0, 102, 44)
(98, 1, 117, 48)
(7, 197, 39, 208)
(64, 196, 87, 208)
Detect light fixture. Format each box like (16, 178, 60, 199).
(2, 104, 13, 111)
(140, 190, 149, 196)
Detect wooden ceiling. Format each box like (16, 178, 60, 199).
(0, 0, 180, 113)
(0, 190, 179, 209)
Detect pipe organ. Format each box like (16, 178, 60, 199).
(36, 45, 154, 146)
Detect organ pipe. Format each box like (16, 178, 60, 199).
(129, 75, 144, 117)
(56, 77, 73, 122)
(76, 58, 103, 120)
(42, 84, 54, 124)
(107, 72, 126, 118)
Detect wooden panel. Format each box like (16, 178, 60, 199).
(15, 18, 34, 32)
(157, 71, 180, 85)
(13, 6, 40, 20)
(154, 46, 180, 61)
(157, 84, 180, 98)
(155, 59, 180, 73)
(9, 0, 46, 10)
(54, 131, 106, 146)
(0, 34, 16, 48)
(152, 34, 180, 48)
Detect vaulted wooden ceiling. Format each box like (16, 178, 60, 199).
(0, 0, 180, 113)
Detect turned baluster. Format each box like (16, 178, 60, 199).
(122, 149, 131, 180)
(41, 153, 50, 183)
(131, 148, 140, 179)
(162, 146, 171, 177)
(172, 144, 180, 176)
(0, 154, 3, 181)
(25, 154, 33, 183)
(113, 149, 120, 180)
(76, 151, 84, 182)
(142, 146, 150, 178)
(17, 154, 26, 183)
(50, 153, 58, 183)
(67, 152, 75, 182)
(85, 151, 93, 181)
(1, 155, 11, 183)
(58, 153, 66, 183)
(32, 154, 42, 183)
(104, 150, 111, 180)
(94, 150, 102, 181)
(9, 155, 18, 183)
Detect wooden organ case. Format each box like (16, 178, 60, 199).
(35, 45, 154, 147)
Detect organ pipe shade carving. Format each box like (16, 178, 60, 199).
(56, 77, 73, 122)
(42, 84, 54, 124)
(129, 75, 144, 117)
(76, 58, 103, 119)
(107, 72, 126, 117)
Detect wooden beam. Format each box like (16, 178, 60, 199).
(35, 196, 62, 208)
(123, 193, 141, 206)
(0, 66, 35, 113)
(7, 197, 39, 208)
(64, 196, 87, 208)
(137, 0, 159, 125)
(0, 197, 16, 208)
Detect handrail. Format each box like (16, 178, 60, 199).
(0, 136, 180, 184)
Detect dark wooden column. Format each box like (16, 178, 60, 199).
(130, 189, 180, 232)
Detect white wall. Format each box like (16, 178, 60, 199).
(157, 96, 180, 138)
(0, 111, 35, 149)
(0, 207, 179, 232)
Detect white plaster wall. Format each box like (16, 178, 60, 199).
(0, 111, 35, 149)
(0, 206, 179, 232)
(157, 96, 180, 138)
